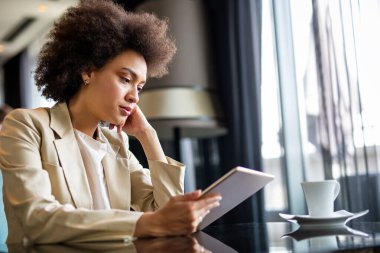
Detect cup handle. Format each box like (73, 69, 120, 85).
(334, 181, 340, 199)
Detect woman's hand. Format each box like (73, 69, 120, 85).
(108, 105, 166, 162)
(134, 190, 222, 237)
(109, 106, 167, 161)
(121, 106, 153, 138)
(109, 105, 152, 138)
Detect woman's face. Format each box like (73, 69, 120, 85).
(82, 49, 147, 126)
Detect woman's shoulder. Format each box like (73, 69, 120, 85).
(6, 107, 50, 123)
(3, 107, 51, 132)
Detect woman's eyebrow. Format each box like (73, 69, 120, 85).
(121, 67, 146, 84)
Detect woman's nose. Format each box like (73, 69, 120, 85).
(126, 88, 139, 103)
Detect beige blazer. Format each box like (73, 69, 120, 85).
(0, 103, 185, 244)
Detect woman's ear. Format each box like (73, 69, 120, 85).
(81, 71, 90, 82)
(81, 67, 93, 83)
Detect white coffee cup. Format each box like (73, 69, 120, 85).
(301, 180, 340, 217)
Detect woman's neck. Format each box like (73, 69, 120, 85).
(68, 95, 99, 138)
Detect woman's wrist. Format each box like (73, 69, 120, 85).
(134, 126, 157, 143)
(134, 127, 167, 162)
(134, 211, 165, 237)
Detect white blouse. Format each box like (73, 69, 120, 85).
(74, 129, 111, 210)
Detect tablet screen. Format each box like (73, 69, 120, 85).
(198, 167, 274, 229)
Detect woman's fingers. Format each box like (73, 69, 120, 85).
(193, 198, 220, 225)
(171, 191, 221, 218)
(171, 190, 202, 202)
(195, 210, 210, 226)
(150, 192, 222, 236)
(109, 123, 121, 133)
(195, 195, 222, 211)
(185, 195, 222, 232)
(172, 191, 221, 204)
(108, 123, 125, 133)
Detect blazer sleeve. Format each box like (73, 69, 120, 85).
(98, 127, 186, 212)
(127, 149, 185, 212)
(0, 110, 143, 244)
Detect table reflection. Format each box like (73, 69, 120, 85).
(203, 222, 380, 252)
(282, 225, 369, 241)
(4, 222, 380, 253)
(8, 231, 236, 253)
(281, 225, 369, 252)
(134, 236, 207, 253)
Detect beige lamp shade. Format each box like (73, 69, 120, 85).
(139, 87, 226, 140)
(140, 87, 216, 119)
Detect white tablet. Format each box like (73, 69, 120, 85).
(198, 166, 274, 230)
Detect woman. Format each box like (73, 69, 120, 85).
(0, 0, 221, 244)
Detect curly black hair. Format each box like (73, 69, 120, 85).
(34, 0, 176, 102)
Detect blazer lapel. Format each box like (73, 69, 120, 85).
(50, 103, 93, 209)
(98, 130, 131, 210)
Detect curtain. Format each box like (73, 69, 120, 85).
(311, 0, 380, 220)
(204, 0, 264, 225)
(201, 0, 266, 251)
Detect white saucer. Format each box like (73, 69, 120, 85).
(279, 210, 369, 228)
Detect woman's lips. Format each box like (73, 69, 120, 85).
(120, 106, 131, 116)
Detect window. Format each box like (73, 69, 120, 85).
(261, 0, 380, 219)
(261, 0, 288, 215)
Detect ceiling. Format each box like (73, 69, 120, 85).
(0, 0, 149, 66)
(0, 0, 78, 65)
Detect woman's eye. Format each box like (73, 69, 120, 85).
(121, 77, 131, 83)
(137, 86, 143, 93)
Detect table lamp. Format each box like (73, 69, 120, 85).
(139, 87, 226, 159)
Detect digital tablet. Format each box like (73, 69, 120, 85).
(198, 167, 274, 230)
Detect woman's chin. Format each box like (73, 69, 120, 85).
(107, 116, 127, 126)
(117, 117, 127, 126)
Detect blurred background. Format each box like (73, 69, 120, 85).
(0, 0, 379, 230)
